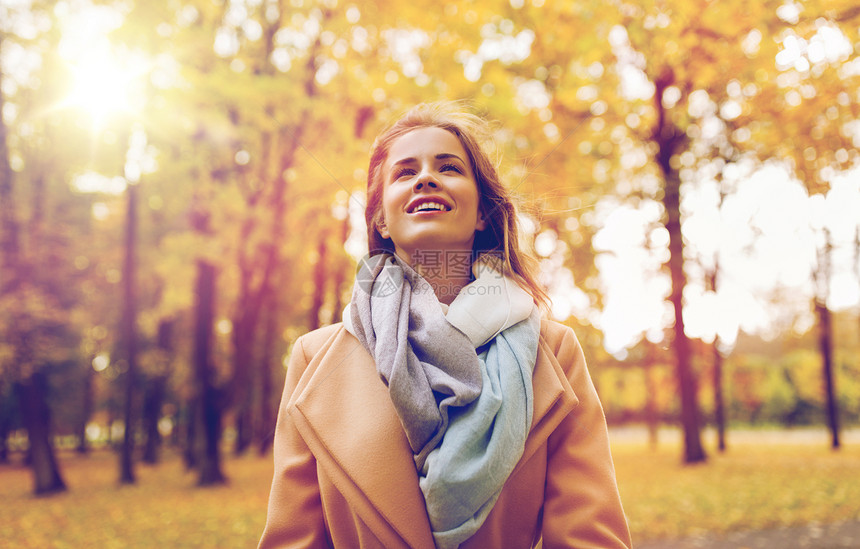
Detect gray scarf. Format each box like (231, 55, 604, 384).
(349, 253, 483, 469)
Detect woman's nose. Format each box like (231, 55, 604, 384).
(413, 171, 438, 191)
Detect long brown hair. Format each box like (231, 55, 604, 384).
(365, 101, 549, 309)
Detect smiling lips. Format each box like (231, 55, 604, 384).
(407, 197, 452, 214)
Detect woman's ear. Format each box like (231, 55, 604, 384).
(377, 218, 390, 239)
(475, 210, 486, 232)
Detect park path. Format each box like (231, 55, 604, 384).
(635, 520, 860, 548)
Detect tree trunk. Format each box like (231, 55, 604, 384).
(710, 179, 728, 453)
(663, 168, 706, 464)
(329, 215, 351, 324)
(231, 268, 256, 456)
(119, 184, 138, 484)
(0, 387, 15, 463)
(855, 227, 859, 370)
(142, 320, 172, 464)
(234, 404, 253, 456)
(643, 345, 659, 451)
(16, 373, 66, 494)
(815, 229, 839, 450)
(230, 177, 267, 457)
(712, 339, 726, 452)
(187, 127, 226, 482)
(76, 361, 93, 454)
(182, 399, 197, 470)
(142, 375, 166, 464)
(233, 273, 254, 457)
(654, 71, 706, 464)
(817, 301, 839, 449)
(106, 407, 115, 448)
(706, 264, 727, 452)
(0, 417, 8, 463)
(257, 291, 278, 455)
(309, 237, 328, 331)
(193, 259, 226, 485)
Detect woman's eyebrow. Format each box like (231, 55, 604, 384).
(435, 153, 466, 164)
(390, 153, 466, 168)
(390, 157, 418, 169)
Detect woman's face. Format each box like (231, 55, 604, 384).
(378, 127, 486, 262)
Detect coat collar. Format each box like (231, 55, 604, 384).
(289, 322, 578, 548)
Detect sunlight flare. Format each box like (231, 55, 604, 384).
(63, 46, 150, 127)
(57, 4, 150, 128)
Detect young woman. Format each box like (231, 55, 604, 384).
(259, 103, 631, 549)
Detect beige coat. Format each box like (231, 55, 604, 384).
(259, 319, 631, 549)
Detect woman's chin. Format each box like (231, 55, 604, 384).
(393, 239, 476, 264)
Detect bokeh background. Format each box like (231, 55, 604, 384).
(1, 0, 858, 546)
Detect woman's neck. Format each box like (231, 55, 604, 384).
(400, 248, 473, 305)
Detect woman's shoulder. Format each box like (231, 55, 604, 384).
(538, 317, 590, 378)
(538, 317, 582, 349)
(294, 322, 347, 357)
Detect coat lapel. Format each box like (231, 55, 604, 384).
(290, 322, 579, 547)
(519, 330, 580, 469)
(290, 327, 436, 549)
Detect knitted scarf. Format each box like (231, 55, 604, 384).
(346, 253, 539, 548)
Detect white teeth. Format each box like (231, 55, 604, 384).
(413, 202, 446, 212)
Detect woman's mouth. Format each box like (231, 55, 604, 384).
(407, 198, 452, 213)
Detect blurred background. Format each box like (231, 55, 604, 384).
(0, 0, 858, 546)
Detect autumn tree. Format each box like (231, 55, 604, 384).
(733, 0, 860, 449)
(0, 4, 74, 495)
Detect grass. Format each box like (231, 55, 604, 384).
(612, 431, 860, 543)
(1, 431, 859, 547)
(0, 449, 271, 548)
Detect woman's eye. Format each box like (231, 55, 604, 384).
(440, 163, 462, 174)
(394, 168, 415, 179)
